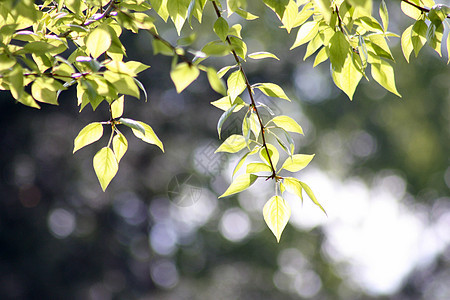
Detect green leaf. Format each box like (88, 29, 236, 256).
(217, 103, 238, 139)
(427, 23, 443, 57)
(235, 8, 259, 20)
(411, 19, 428, 57)
(299, 181, 327, 216)
(248, 51, 280, 60)
(130, 121, 164, 152)
(8, 64, 23, 100)
(246, 162, 272, 173)
(170, 62, 200, 93)
(329, 31, 351, 71)
(31, 77, 64, 105)
(270, 115, 303, 135)
(111, 96, 124, 119)
(401, 24, 414, 62)
(86, 25, 112, 59)
(259, 143, 279, 169)
(370, 56, 401, 97)
(119, 117, 145, 135)
(104, 71, 140, 99)
(379, 0, 389, 31)
(254, 82, 290, 101)
(219, 173, 258, 198)
(233, 151, 250, 177)
(280, 0, 298, 33)
(313, 47, 328, 66)
(229, 36, 247, 59)
(401, 0, 422, 20)
(214, 17, 229, 41)
(211, 96, 244, 111)
(168, 0, 190, 35)
(263, 195, 291, 242)
(331, 54, 363, 100)
(206, 67, 226, 95)
(201, 40, 231, 56)
(23, 41, 58, 55)
(283, 177, 303, 201)
(215, 134, 247, 153)
(17, 92, 40, 109)
(73, 122, 103, 153)
(280, 154, 314, 172)
(93, 147, 118, 191)
(227, 70, 246, 101)
(312, 0, 332, 24)
(150, 0, 169, 21)
(290, 21, 319, 50)
(113, 133, 128, 163)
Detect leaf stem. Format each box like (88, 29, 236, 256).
(212, 1, 278, 180)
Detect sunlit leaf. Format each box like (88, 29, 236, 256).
(270, 115, 303, 135)
(227, 70, 246, 101)
(299, 181, 327, 215)
(111, 96, 124, 119)
(206, 67, 226, 95)
(411, 19, 428, 57)
(254, 82, 290, 101)
(283, 177, 303, 201)
(214, 17, 229, 41)
(379, 0, 388, 31)
(219, 173, 258, 198)
(215, 134, 247, 153)
(130, 121, 164, 152)
(86, 25, 112, 59)
(217, 103, 238, 139)
(370, 56, 401, 97)
(280, 154, 314, 172)
(259, 143, 279, 169)
(170, 62, 200, 93)
(263, 195, 291, 242)
(113, 133, 128, 163)
(73, 122, 103, 153)
(93, 147, 118, 191)
(401, 24, 414, 62)
(246, 162, 272, 173)
(248, 51, 280, 60)
(290, 21, 319, 50)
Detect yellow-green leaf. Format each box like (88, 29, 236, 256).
(227, 70, 246, 101)
(246, 162, 272, 173)
(263, 195, 291, 242)
(111, 96, 124, 119)
(206, 67, 226, 95)
(401, 24, 414, 62)
(299, 181, 327, 215)
(379, 0, 388, 31)
(131, 121, 164, 152)
(248, 51, 279, 60)
(86, 25, 112, 59)
(170, 62, 200, 93)
(370, 57, 401, 97)
(73, 122, 103, 153)
(290, 20, 319, 50)
(411, 19, 428, 57)
(281, 0, 298, 33)
(254, 82, 290, 101)
(214, 17, 229, 41)
(280, 154, 314, 172)
(215, 134, 247, 153)
(331, 54, 363, 100)
(219, 173, 258, 198)
(283, 177, 303, 201)
(259, 143, 279, 169)
(270, 115, 303, 135)
(93, 147, 118, 191)
(113, 133, 128, 163)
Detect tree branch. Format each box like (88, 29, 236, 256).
(401, 0, 450, 18)
(212, 1, 278, 180)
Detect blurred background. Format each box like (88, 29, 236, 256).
(1, 1, 449, 299)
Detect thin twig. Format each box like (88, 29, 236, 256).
(212, 1, 278, 180)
